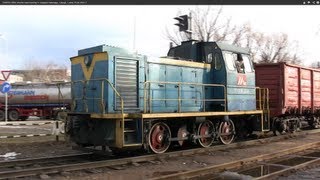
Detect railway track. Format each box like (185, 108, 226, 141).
(0, 129, 319, 179)
(0, 153, 94, 170)
(151, 141, 320, 180)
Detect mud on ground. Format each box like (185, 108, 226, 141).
(1, 124, 320, 180)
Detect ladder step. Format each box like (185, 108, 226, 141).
(124, 129, 136, 133)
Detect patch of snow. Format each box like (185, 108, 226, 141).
(0, 152, 21, 160)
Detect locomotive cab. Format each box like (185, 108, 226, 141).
(167, 40, 256, 111)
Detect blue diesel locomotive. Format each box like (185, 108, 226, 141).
(65, 40, 270, 153)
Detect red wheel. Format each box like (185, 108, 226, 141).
(218, 120, 235, 145)
(148, 122, 171, 153)
(197, 120, 214, 147)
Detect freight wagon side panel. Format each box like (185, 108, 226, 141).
(255, 64, 283, 117)
(300, 68, 312, 112)
(313, 71, 320, 110)
(256, 63, 320, 117)
(284, 65, 299, 113)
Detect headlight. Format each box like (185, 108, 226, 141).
(84, 56, 91, 66)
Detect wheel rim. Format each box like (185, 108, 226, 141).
(148, 122, 171, 153)
(197, 120, 214, 147)
(219, 120, 235, 145)
(9, 110, 19, 121)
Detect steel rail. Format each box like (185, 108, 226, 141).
(150, 141, 320, 180)
(0, 153, 92, 169)
(256, 154, 320, 179)
(0, 129, 319, 179)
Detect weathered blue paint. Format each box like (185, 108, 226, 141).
(71, 43, 256, 114)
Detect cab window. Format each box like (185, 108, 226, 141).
(207, 53, 222, 70)
(214, 53, 222, 70)
(242, 55, 253, 72)
(223, 51, 253, 74)
(207, 53, 213, 64)
(235, 53, 245, 73)
(223, 52, 235, 71)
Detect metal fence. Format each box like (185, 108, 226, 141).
(0, 121, 64, 141)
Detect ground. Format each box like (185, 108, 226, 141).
(0, 120, 320, 179)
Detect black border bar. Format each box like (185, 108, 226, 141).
(0, 0, 318, 5)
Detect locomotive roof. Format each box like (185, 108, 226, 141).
(255, 62, 320, 72)
(168, 40, 250, 55)
(215, 42, 250, 55)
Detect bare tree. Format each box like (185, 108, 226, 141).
(310, 61, 320, 68)
(165, 7, 302, 65)
(22, 59, 69, 82)
(254, 33, 301, 64)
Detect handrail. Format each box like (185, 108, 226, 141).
(256, 87, 269, 111)
(70, 78, 124, 116)
(143, 81, 226, 113)
(71, 80, 86, 112)
(256, 87, 270, 131)
(73, 78, 124, 144)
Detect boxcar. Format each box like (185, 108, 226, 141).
(255, 62, 320, 132)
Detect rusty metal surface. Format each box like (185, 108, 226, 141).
(255, 62, 320, 116)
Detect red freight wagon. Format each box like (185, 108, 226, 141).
(255, 62, 320, 132)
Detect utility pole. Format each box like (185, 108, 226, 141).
(133, 16, 136, 53)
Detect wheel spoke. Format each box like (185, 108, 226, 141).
(197, 120, 214, 148)
(219, 120, 235, 145)
(148, 122, 171, 153)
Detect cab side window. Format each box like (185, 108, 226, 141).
(242, 55, 253, 73)
(207, 53, 222, 70)
(223, 51, 253, 74)
(223, 52, 235, 71)
(235, 53, 245, 74)
(207, 53, 213, 64)
(214, 53, 222, 70)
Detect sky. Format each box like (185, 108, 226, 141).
(0, 5, 319, 71)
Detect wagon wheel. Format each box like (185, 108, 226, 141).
(197, 120, 214, 147)
(218, 120, 235, 145)
(148, 122, 171, 153)
(310, 117, 320, 129)
(8, 110, 19, 121)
